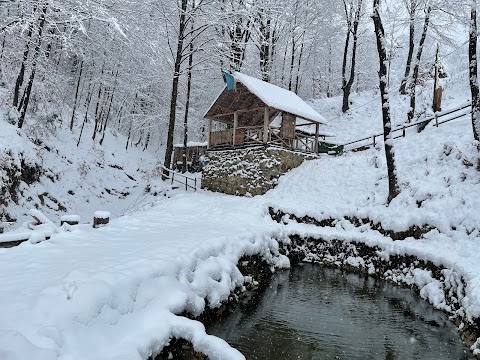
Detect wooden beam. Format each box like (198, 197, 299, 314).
(314, 123, 319, 154)
(208, 106, 267, 119)
(207, 118, 212, 149)
(263, 107, 269, 143)
(233, 111, 238, 146)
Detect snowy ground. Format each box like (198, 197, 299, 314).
(1, 77, 480, 359)
(0, 193, 289, 360)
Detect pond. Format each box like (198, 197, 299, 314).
(208, 264, 472, 359)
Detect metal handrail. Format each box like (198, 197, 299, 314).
(159, 163, 198, 191)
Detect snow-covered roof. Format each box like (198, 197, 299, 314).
(233, 72, 326, 124)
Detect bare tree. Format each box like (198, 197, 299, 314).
(341, 0, 363, 112)
(407, 5, 432, 123)
(372, 0, 400, 204)
(399, 0, 419, 95)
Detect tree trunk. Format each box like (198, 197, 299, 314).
(18, 3, 46, 129)
(143, 132, 150, 151)
(77, 83, 94, 147)
(182, 19, 195, 173)
(399, 0, 417, 95)
(259, 8, 272, 82)
(163, 0, 188, 180)
(288, 34, 296, 91)
(294, 31, 306, 94)
(372, 0, 400, 204)
(99, 69, 119, 145)
(126, 122, 133, 151)
(470, 3, 480, 141)
(13, 3, 37, 108)
(0, 7, 9, 62)
(327, 43, 333, 98)
(407, 6, 431, 123)
(342, 0, 362, 112)
(70, 60, 84, 131)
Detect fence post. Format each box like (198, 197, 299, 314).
(185, 177, 188, 191)
(171, 172, 174, 185)
(373, 135, 376, 147)
(194, 178, 197, 192)
(435, 113, 439, 127)
(403, 127, 406, 137)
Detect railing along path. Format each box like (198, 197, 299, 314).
(343, 102, 472, 152)
(159, 163, 198, 191)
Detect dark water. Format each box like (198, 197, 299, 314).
(208, 264, 472, 360)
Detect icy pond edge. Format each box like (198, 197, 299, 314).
(153, 211, 480, 359)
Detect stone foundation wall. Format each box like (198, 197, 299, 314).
(201, 146, 316, 196)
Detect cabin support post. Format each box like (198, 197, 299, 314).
(233, 111, 238, 146)
(263, 107, 269, 143)
(314, 123, 319, 153)
(207, 118, 212, 149)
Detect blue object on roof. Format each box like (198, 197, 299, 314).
(223, 71, 236, 90)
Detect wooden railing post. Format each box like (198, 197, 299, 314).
(373, 135, 376, 147)
(263, 107, 269, 143)
(314, 123, 319, 154)
(233, 111, 238, 146)
(435, 113, 439, 127)
(171, 172, 174, 185)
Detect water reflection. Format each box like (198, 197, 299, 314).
(208, 264, 472, 359)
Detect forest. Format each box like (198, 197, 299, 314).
(1, 0, 478, 173)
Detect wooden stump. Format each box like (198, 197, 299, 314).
(60, 215, 80, 226)
(93, 211, 110, 228)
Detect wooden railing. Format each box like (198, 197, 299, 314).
(209, 126, 320, 153)
(294, 132, 317, 152)
(343, 102, 472, 152)
(159, 163, 198, 191)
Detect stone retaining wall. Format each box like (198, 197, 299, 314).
(201, 146, 316, 196)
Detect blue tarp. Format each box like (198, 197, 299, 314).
(223, 71, 236, 90)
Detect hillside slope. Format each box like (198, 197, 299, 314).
(0, 107, 164, 231)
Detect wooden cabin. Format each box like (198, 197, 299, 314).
(172, 142, 207, 172)
(204, 72, 327, 153)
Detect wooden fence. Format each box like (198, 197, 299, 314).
(343, 102, 472, 152)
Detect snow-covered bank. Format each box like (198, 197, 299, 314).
(0, 110, 162, 231)
(261, 79, 480, 353)
(0, 193, 289, 360)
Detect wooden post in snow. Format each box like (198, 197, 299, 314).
(93, 211, 110, 228)
(233, 111, 238, 146)
(263, 107, 269, 143)
(60, 215, 80, 226)
(314, 123, 319, 153)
